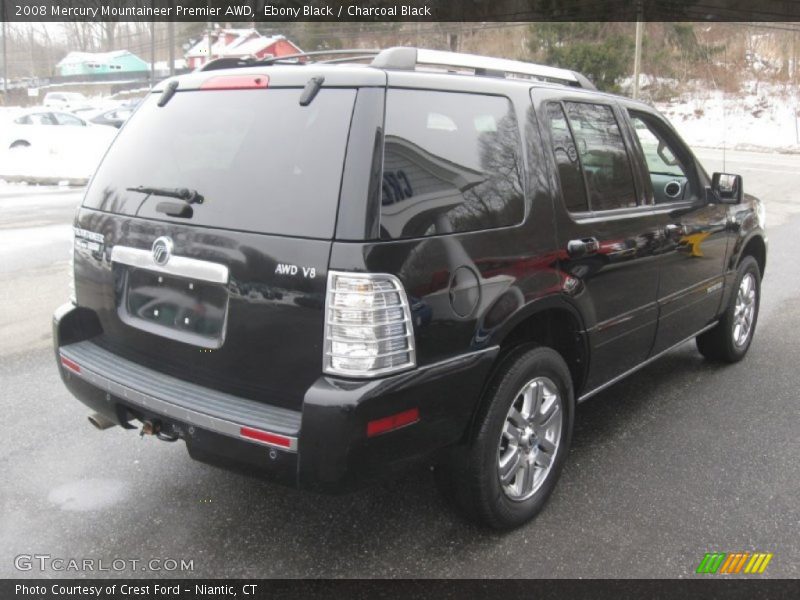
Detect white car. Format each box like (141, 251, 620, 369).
(0, 109, 117, 180)
(3, 109, 116, 150)
(43, 92, 93, 111)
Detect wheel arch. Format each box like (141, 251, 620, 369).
(739, 233, 766, 278)
(465, 296, 589, 443)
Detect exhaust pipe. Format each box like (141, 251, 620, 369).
(88, 412, 116, 430)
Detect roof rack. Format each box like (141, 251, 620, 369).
(198, 49, 381, 71)
(196, 46, 596, 91)
(371, 47, 596, 90)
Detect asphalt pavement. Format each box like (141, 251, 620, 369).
(0, 149, 798, 578)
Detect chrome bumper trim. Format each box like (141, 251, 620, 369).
(111, 245, 229, 284)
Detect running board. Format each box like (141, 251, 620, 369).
(578, 322, 718, 403)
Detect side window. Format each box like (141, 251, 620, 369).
(53, 112, 85, 127)
(564, 101, 637, 211)
(29, 112, 55, 125)
(628, 112, 694, 204)
(545, 103, 589, 213)
(380, 89, 524, 239)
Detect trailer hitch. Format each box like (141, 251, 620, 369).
(139, 420, 180, 442)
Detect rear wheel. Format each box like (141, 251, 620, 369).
(436, 347, 574, 530)
(10, 140, 31, 149)
(696, 256, 761, 362)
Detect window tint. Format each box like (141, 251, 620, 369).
(564, 102, 637, 211)
(545, 103, 589, 212)
(82, 89, 356, 239)
(380, 89, 524, 239)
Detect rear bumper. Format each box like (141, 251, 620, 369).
(54, 303, 498, 492)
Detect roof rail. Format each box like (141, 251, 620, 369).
(371, 47, 596, 90)
(197, 49, 381, 72)
(199, 57, 258, 72)
(258, 48, 381, 64)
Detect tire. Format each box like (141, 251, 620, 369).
(10, 140, 30, 149)
(696, 255, 761, 363)
(436, 346, 574, 530)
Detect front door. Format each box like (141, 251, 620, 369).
(624, 110, 730, 353)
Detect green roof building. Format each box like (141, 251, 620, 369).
(56, 50, 149, 77)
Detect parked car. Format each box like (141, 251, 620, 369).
(71, 106, 102, 119)
(89, 106, 135, 129)
(2, 108, 116, 152)
(43, 92, 93, 111)
(53, 47, 766, 530)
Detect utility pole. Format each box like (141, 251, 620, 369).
(206, 23, 213, 67)
(632, 1, 644, 99)
(1, 0, 7, 100)
(150, 21, 156, 86)
(449, 32, 458, 52)
(168, 20, 175, 76)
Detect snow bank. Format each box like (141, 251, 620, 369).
(655, 83, 800, 153)
(0, 145, 98, 185)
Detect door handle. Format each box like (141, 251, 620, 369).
(665, 223, 685, 238)
(567, 237, 599, 258)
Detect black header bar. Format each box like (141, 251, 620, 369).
(3, 0, 800, 23)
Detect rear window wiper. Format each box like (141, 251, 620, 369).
(126, 186, 204, 204)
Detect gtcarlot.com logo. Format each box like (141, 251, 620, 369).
(14, 553, 194, 573)
(696, 551, 773, 574)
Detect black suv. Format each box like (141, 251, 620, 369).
(54, 47, 767, 529)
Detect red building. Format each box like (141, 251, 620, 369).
(185, 29, 302, 70)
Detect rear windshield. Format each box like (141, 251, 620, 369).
(82, 88, 356, 238)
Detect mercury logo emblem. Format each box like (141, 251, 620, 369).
(152, 237, 173, 266)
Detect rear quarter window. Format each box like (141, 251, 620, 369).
(380, 89, 525, 239)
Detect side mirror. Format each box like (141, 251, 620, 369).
(711, 172, 743, 204)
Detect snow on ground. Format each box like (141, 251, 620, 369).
(0, 145, 102, 184)
(655, 82, 800, 153)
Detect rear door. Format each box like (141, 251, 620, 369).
(536, 91, 664, 391)
(73, 72, 378, 412)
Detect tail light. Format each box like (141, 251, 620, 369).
(324, 271, 416, 377)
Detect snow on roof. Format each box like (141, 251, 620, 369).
(222, 35, 289, 57)
(185, 30, 299, 59)
(57, 50, 137, 67)
(185, 29, 260, 58)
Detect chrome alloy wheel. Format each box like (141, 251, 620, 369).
(732, 273, 757, 347)
(497, 377, 563, 502)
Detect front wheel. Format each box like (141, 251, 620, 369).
(436, 347, 574, 530)
(697, 256, 761, 362)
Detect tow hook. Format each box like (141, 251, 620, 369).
(139, 420, 180, 442)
